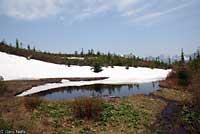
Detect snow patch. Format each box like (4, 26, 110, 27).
(0, 52, 171, 96)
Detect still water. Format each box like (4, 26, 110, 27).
(37, 82, 160, 100)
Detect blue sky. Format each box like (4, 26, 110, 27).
(0, 0, 200, 57)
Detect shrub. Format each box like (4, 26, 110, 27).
(24, 97, 42, 111)
(177, 68, 190, 86)
(91, 63, 103, 73)
(72, 97, 104, 120)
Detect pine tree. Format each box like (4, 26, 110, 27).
(181, 48, 185, 63)
(74, 51, 78, 55)
(27, 45, 30, 50)
(91, 49, 94, 55)
(81, 48, 84, 55)
(91, 63, 103, 73)
(20, 42, 23, 48)
(189, 56, 192, 61)
(168, 57, 171, 65)
(33, 46, 36, 52)
(16, 39, 19, 48)
(197, 50, 200, 58)
(97, 51, 101, 56)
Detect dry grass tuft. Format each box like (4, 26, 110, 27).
(24, 97, 43, 111)
(72, 97, 104, 120)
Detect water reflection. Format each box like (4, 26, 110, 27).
(36, 82, 159, 100)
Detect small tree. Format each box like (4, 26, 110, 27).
(20, 42, 23, 48)
(177, 68, 189, 86)
(0, 39, 6, 45)
(181, 48, 185, 63)
(189, 56, 192, 62)
(168, 57, 171, 65)
(27, 45, 30, 50)
(74, 51, 78, 56)
(197, 50, 200, 59)
(33, 46, 36, 52)
(81, 48, 84, 55)
(16, 39, 19, 48)
(91, 63, 103, 73)
(97, 51, 101, 56)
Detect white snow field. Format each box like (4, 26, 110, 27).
(0, 52, 171, 96)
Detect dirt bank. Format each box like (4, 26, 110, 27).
(2, 77, 108, 97)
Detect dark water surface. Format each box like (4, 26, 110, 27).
(37, 82, 160, 100)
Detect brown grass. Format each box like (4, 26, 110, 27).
(0, 81, 7, 96)
(72, 97, 104, 120)
(24, 97, 43, 111)
(191, 72, 200, 112)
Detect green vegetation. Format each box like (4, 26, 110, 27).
(181, 48, 185, 64)
(163, 48, 200, 133)
(31, 97, 150, 133)
(0, 39, 170, 69)
(32, 102, 70, 119)
(180, 105, 200, 133)
(0, 86, 193, 134)
(91, 63, 103, 73)
(1, 39, 200, 133)
(79, 126, 91, 134)
(16, 39, 19, 49)
(177, 68, 189, 86)
(100, 102, 147, 129)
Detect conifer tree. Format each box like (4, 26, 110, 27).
(27, 45, 30, 50)
(20, 42, 23, 48)
(16, 39, 19, 48)
(181, 48, 185, 63)
(168, 57, 171, 65)
(74, 51, 78, 55)
(33, 46, 36, 52)
(81, 48, 84, 55)
(91, 63, 103, 73)
(189, 56, 192, 61)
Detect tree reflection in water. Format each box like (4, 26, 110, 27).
(34, 82, 159, 100)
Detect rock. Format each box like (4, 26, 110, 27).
(0, 76, 4, 81)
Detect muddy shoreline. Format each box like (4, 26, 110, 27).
(2, 77, 108, 97)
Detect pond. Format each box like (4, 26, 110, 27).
(36, 82, 160, 100)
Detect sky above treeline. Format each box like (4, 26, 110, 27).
(0, 0, 200, 57)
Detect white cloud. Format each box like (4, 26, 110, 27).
(0, 0, 194, 23)
(0, 0, 64, 20)
(131, 3, 190, 23)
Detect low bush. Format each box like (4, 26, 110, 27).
(24, 97, 42, 111)
(101, 103, 141, 128)
(72, 97, 104, 120)
(177, 68, 190, 86)
(181, 105, 200, 133)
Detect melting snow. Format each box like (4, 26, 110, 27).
(0, 52, 171, 96)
